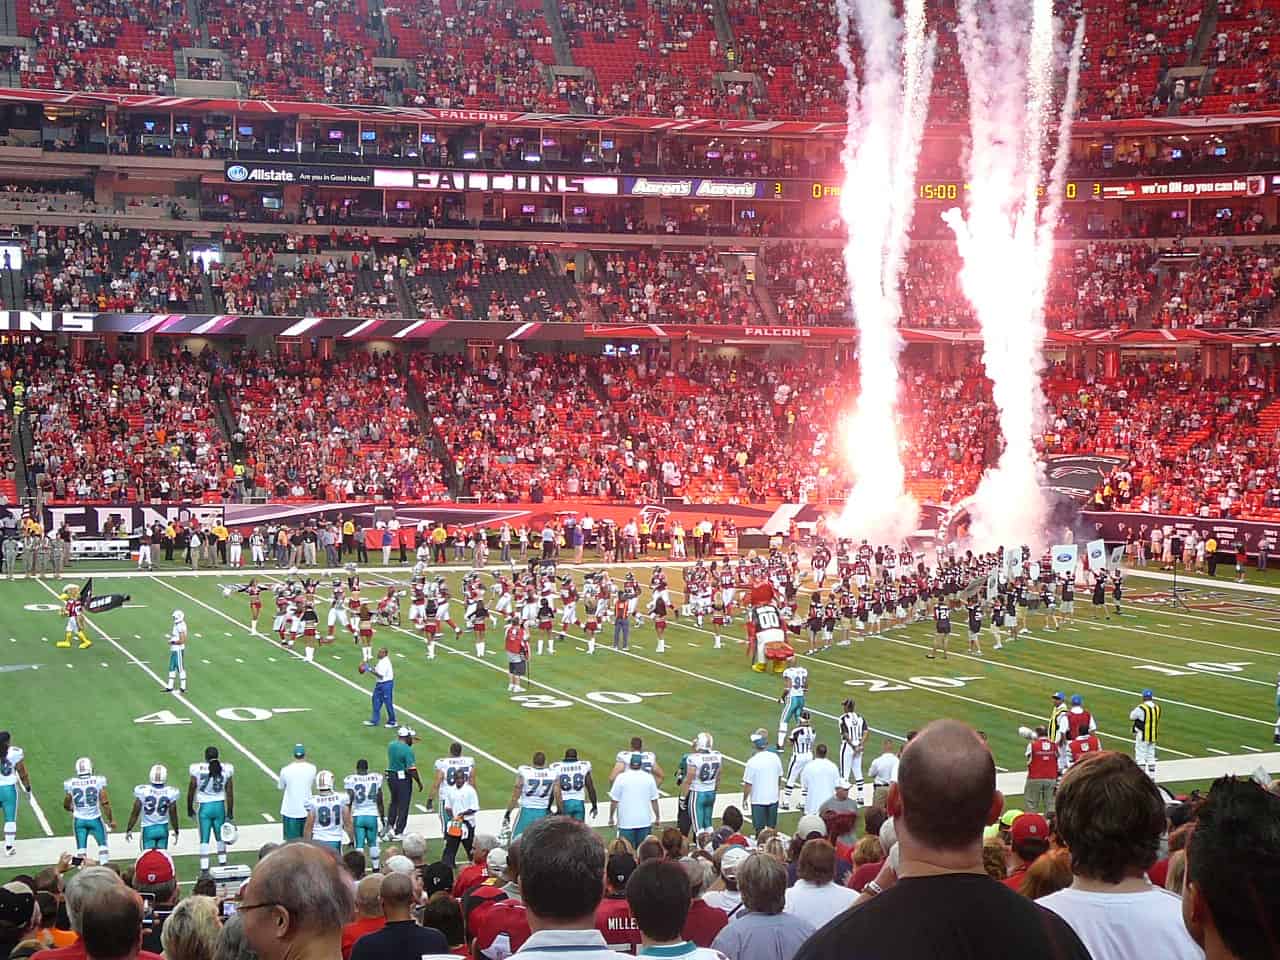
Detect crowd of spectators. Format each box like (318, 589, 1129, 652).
(3, 726, 1276, 960)
(17, 224, 209, 313)
(13, 341, 229, 503)
(585, 249, 760, 325)
(224, 350, 449, 501)
(210, 249, 405, 318)
(1149, 246, 1278, 329)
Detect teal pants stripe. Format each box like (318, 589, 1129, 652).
(0, 785, 18, 825)
(141, 823, 169, 849)
(691, 791, 716, 835)
(780, 697, 805, 728)
(74, 817, 107, 850)
(513, 806, 548, 837)
(354, 815, 379, 849)
(198, 801, 226, 844)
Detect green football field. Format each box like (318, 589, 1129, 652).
(0, 558, 1277, 874)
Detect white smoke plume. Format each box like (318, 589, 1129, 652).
(831, 0, 936, 544)
(942, 0, 1084, 550)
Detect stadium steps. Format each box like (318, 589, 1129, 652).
(401, 356, 465, 497)
(0, 268, 21, 308)
(752, 279, 779, 324)
(709, 0, 735, 60)
(0, 0, 16, 36)
(211, 381, 242, 458)
(540, 0, 575, 66)
(196, 270, 216, 313)
(392, 274, 415, 318)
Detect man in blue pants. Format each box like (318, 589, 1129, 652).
(367, 647, 397, 728)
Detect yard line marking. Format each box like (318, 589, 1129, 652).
(1096, 620, 1280, 661)
(1138, 605, 1280, 638)
(687, 643, 699, 647)
(415, 804, 428, 813)
(202, 659, 212, 665)
(873, 629, 1274, 727)
(1207, 748, 1229, 755)
(36, 580, 282, 784)
(261, 813, 276, 823)
(26, 790, 53, 836)
(1025, 631, 1274, 687)
(147, 577, 521, 775)
(65, 664, 72, 669)
(235, 658, 244, 664)
(1241, 745, 1262, 752)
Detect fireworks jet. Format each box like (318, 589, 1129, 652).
(942, 0, 1083, 550)
(832, 0, 935, 544)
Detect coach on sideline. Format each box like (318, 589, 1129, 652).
(386, 727, 421, 840)
(366, 648, 396, 729)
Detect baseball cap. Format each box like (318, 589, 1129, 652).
(293, 744, 306, 758)
(835, 778, 852, 791)
(0, 882, 34, 927)
(795, 815, 828, 839)
(486, 848, 509, 875)
(1142, 689, 1154, 699)
(750, 728, 769, 747)
(1070, 695, 1083, 706)
(135, 849, 176, 885)
(723, 833, 750, 848)
(629, 752, 643, 769)
(1052, 691, 1064, 701)
(999, 808, 1025, 829)
(422, 862, 454, 898)
(607, 852, 636, 888)
(720, 846, 750, 879)
(1010, 813, 1050, 846)
(397, 726, 417, 739)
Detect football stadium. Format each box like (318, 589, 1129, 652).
(0, 0, 1278, 956)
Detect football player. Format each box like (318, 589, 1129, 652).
(610, 738, 664, 785)
(778, 661, 809, 748)
(0, 731, 31, 855)
(303, 770, 351, 853)
(345, 759, 384, 869)
(187, 746, 233, 872)
(125, 764, 180, 851)
(165, 610, 188, 693)
(551, 748, 597, 822)
(64, 757, 113, 864)
(504, 752, 555, 839)
(682, 733, 722, 837)
(430, 743, 476, 829)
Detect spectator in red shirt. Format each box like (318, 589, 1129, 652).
(679, 859, 728, 948)
(1002, 814, 1051, 891)
(31, 869, 164, 960)
(594, 854, 639, 952)
(453, 837, 498, 900)
(341, 877, 386, 960)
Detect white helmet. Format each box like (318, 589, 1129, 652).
(172, 609, 185, 623)
(149, 764, 168, 785)
(316, 770, 335, 792)
(696, 732, 713, 751)
(220, 821, 238, 845)
(75, 757, 93, 776)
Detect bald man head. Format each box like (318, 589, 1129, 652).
(354, 876, 383, 919)
(893, 719, 1001, 854)
(378, 873, 415, 921)
(240, 843, 354, 960)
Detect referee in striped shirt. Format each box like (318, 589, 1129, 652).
(838, 699, 868, 800)
(1129, 690, 1161, 779)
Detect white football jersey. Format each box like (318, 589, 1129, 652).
(551, 760, 592, 801)
(783, 666, 809, 697)
(0, 747, 24, 786)
(133, 784, 180, 827)
(435, 756, 476, 791)
(189, 762, 233, 803)
(685, 751, 723, 793)
(64, 775, 107, 821)
(344, 773, 383, 818)
(305, 792, 348, 841)
(517, 765, 555, 809)
(615, 750, 657, 773)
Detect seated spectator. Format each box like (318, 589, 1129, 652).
(133, 850, 179, 954)
(340, 877, 384, 960)
(418, 894, 466, 956)
(32, 868, 164, 960)
(701, 847, 746, 915)
(212, 915, 255, 960)
(0, 882, 42, 959)
(512, 817, 616, 960)
(796, 720, 1090, 960)
(1039, 751, 1201, 960)
(453, 837, 498, 899)
(159, 897, 220, 960)
(349, 873, 446, 960)
(710, 854, 812, 960)
(1182, 775, 1280, 960)
(1018, 847, 1074, 901)
(678, 860, 727, 948)
(782, 840, 856, 929)
(81, 884, 148, 960)
(625, 860, 723, 960)
(1001, 813, 1051, 890)
(238, 844, 355, 960)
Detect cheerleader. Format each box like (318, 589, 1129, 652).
(649, 595, 669, 654)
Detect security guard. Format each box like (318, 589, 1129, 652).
(1129, 690, 1161, 779)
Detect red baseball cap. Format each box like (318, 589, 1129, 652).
(1010, 813, 1050, 846)
(135, 849, 175, 885)
(723, 833, 751, 848)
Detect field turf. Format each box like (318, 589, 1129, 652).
(1, 557, 1277, 873)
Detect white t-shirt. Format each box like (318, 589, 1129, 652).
(278, 760, 317, 818)
(784, 880, 857, 930)
(450, 783, 480, 824)
(701, 890, 741, 914)
(1038, 885, 1203, 960)
(800, 758, 840, 815)
(373, 657, 393, 682)
(867, 752, 899, 785)
(609, 769, 659, 829)
(742, 750, 783, 806)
